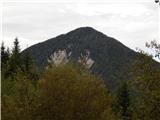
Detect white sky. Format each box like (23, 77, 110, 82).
(1, 0, 160, 52)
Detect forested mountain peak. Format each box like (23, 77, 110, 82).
(22, 27, 138, 90)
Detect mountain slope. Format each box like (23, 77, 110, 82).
(22, 27, 138, 90)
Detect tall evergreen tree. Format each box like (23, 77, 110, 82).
(115, 82, 131, 120)
(6, 38, 22, 78)
(23, 49, 33, 73)
(22, 49, 39, 81)
(12, 37, 21, 61)
(1, 42, 10, 67)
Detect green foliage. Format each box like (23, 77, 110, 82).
(2, 38, 160, 120)
(22, 49, 33, 73)
(22, 49, 40, 82)
(1, 39, 39, 81)
(2, 64, 118, 120)
(131, 51, 160, 120)
(1, 39, 40, 120)
(4, 38, 22, 78)
(114, 82, 131, 120)
(1, 42, 10, 70)
(1, 73, 38, 120)
(34, 64, 117, 120)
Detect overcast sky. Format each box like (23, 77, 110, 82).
(2, 0, 160, 52)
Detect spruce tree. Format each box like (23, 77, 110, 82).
(115, 82, 131, 120)
(12, 37, 21, 62)
(23, 49, 33, 73)
(1, 42, 10, 67)
(22, 49, 39, 81)
(6, 38, 22, 78)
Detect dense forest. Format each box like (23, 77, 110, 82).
(1, 38, 160, 120)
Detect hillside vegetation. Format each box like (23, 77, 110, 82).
(1, 36, 160, 120)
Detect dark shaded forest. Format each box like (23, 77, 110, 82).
(1, 38, 160, 120)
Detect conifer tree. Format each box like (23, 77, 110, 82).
(115, 82, 131, 120)
(1, 42, 10, 67)
(11, 37, 21, 62)
(6, 37, 22, 78)
(23, 49, 33, 73)
(22, 49, 39, 81)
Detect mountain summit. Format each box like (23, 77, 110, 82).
(22, 27, 138, 90)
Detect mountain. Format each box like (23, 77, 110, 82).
(22, 27, 139, 90)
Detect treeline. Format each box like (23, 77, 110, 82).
(1, 38, 160, 120)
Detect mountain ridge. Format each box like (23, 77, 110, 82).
(29, 27, 135, 53)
